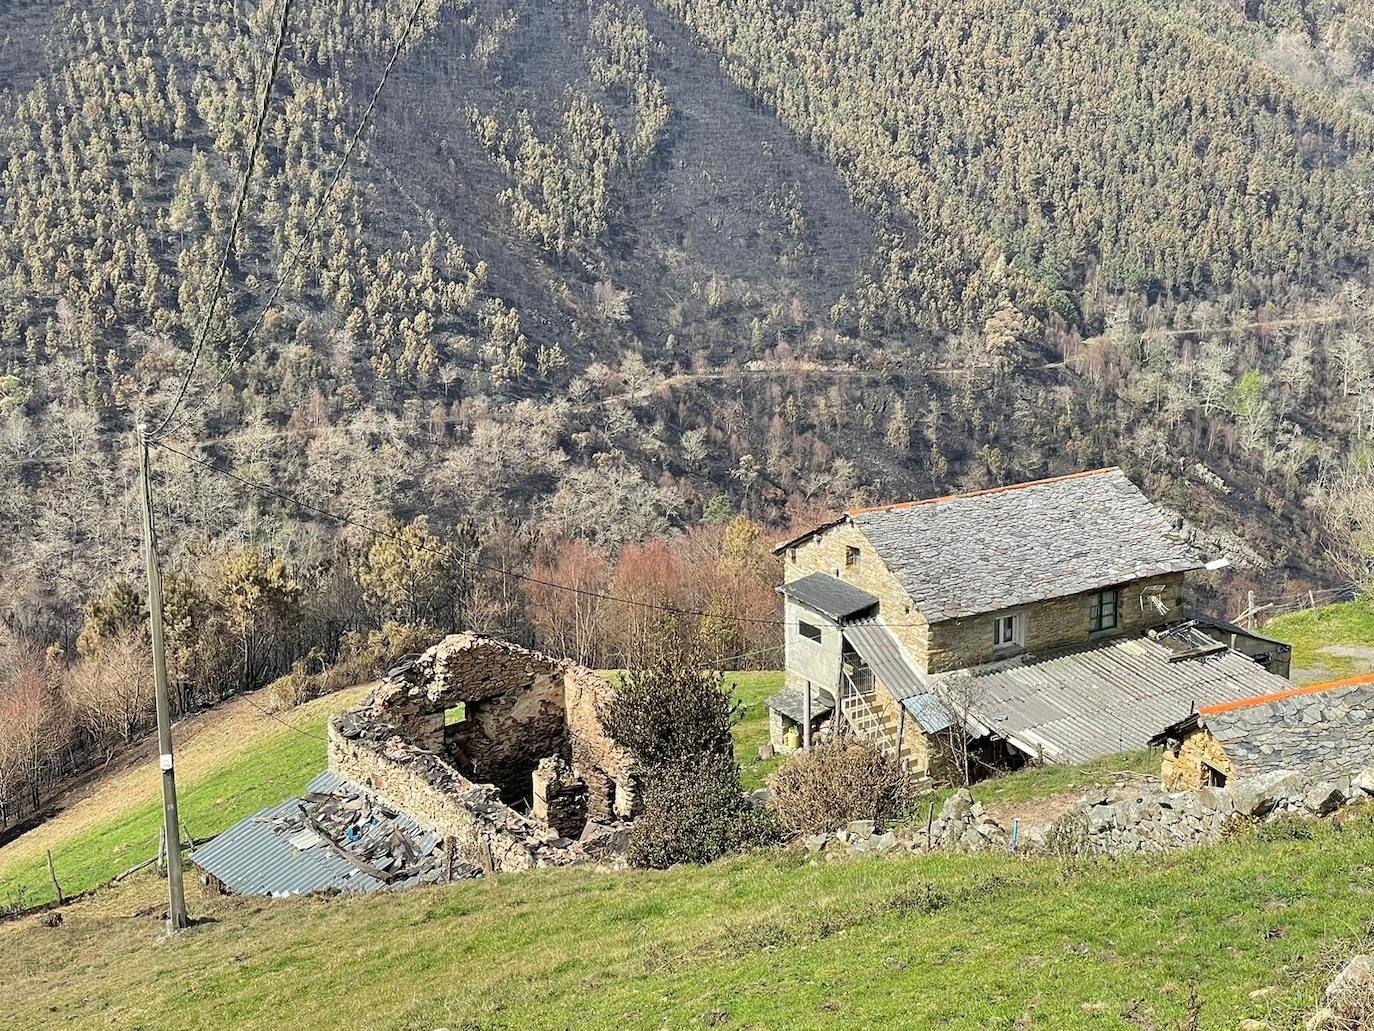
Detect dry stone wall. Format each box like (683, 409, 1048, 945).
(800, 763, 1374, 860)
(327, 633, 639, 873)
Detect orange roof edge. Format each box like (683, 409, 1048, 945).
(846, 467, 1121, 517)
(1198, 670, 1374, 717)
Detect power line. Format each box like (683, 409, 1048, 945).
(151, 438, 931, 632)
(237, 688, 327, 741)
(162, 0, 430, 441)
(148, 0, 294, 439)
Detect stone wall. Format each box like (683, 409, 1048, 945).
(801, 764, 1374, 860)
(784, 522, 1186, 675)
(328, 634, 640, 868)
(328, 720, 582, 872)
(925, 574, 1185, 673)
(783, 522, 932, 669)
(1160, 727, 1235, 791)
(564, 665, 641, 822)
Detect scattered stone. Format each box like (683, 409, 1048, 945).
(1326, 955, 1374, 1025)
(846, 819, 876, 837)
(1303, 783, 1345, 817)
(803, 834, 828, 854)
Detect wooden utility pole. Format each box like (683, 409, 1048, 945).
(137, 424, 189, 932)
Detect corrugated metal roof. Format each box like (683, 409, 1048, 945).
(901, 693, 956, 735)
(843, 618, 927, 700)
(779, 572, 879, 622)
(189, 771, 443, 897)
(932, 635, 1295, 765)
(765, 684, 836, 724)
(850, 469, 1201, 622)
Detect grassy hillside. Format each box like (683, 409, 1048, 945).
(1266, 596, 1374, 683)
(0, 685, 370, 910)
(0, 674, 782, 908)
(1, 806, 1368, 1029)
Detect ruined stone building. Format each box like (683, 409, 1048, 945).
(767, 468, 1296, 775)
(1153, 672, 1374, 792)
(192, 635, 640, 895)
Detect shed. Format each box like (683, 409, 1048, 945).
(1151, 672, 1374, 790)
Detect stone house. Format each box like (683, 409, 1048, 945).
(769, 468, 1296, 775)
(1152, 671, 1374, 791)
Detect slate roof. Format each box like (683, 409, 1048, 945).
(189, 771, 449, 897)
(846, 468, 1201, 622)
(779, 572, 879, 622)
(766, 684, 836, 724)
(1158, 675, 1374, 780)
(932, 633, 1295, 765)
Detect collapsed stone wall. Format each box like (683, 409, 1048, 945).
(801, 764, 1374, 860)
(328, 718, 581, 872)
(327, 633, 640, 873)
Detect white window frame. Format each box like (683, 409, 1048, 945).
(993, 612, 1025, 650)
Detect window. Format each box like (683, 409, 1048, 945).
(844, 545, 861, 568)
(1203, 763, 1227, 789)
(798, 621, 822, 643)
(1089, 589, 1120, 632)
(993, 613, 1024, 649)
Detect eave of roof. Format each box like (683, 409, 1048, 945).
(779, 572, 879, 622)
(771, 515, 847, 555)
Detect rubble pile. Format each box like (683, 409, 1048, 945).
(256, 779, 484, 886)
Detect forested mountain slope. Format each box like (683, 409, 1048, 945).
(1, 0, 1373, 653)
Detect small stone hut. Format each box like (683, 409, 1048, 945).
(328, 634, 639, 873)
(1152, 672, 1374, 791)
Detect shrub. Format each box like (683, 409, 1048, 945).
(767, 739, 918, 835)
(597, 636, 738, 768)
(627, 752, 777, 868)
(263, 622, 437, 711)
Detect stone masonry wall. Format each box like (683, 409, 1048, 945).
(784, 522, 932, 669)
(925, 574, 1185, 673)
(331, 635, 638, 866)
(328, 721, 581, 872)
(784, 522, 1185, 675)
(1161, 727, 1235, 791)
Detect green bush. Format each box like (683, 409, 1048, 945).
(627, 752, 777, 868)
(597, 637, 739, 767)
(767, 739, 919, 835)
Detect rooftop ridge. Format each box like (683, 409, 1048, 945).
(1197, 670, 1374, 716)
(846, 467, 1121, 517)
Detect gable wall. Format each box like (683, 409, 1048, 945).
(925, 573, 1186, 673)
(1160, 726, 1235, 791)
(783, 522, 930, 669)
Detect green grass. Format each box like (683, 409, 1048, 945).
(0, 694, 355, 910)
(1266, 596, 1374, 684)
(2, 810, 1370, 1030)
(727, 670, 785, 790)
